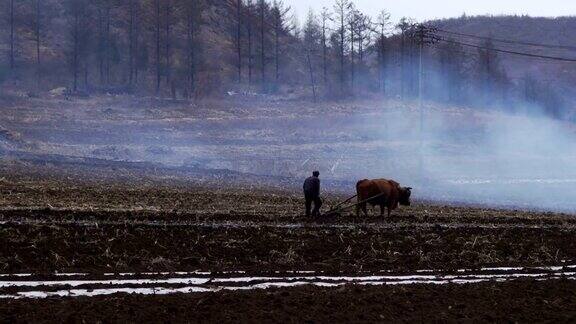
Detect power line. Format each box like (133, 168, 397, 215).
(438, 38, 576, 63)
(431, 42, 570, 66)
(435, 28, 576, 51)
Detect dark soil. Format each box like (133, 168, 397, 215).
(1, 161, 576, 322)
(2, 279, 576, 323)
(1, 217, 576, 274)
(0, 164, 575, 274)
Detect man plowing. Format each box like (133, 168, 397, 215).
(303, 171, 322, 217)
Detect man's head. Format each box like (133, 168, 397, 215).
(313, 171, 320, 177)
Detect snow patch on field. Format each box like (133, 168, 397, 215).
(1, 265, 576, 299)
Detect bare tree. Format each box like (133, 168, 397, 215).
(271, 0, 290, 89)
(155, 0, 161, 94)
(70, 1, 80, 90)
(105, 0, 111, 83)
(246, 0, 254, 85)
(348, 6, 359, 93)
(96, 0, 114, 85)
(303, 9, 320, 101)
(34, 0, 41, 85)
(128, 0, 139, 86)
(9, 0, 15, 69)
(320, 7, 330, 86)
(185, 0, 202, 97)
(259, 0, 266, 90)
(235, 0, 242, 83)
(333, 0, 350, 94)
(475, 37, 507, 100)
(306, 50, 316, 102)
(97, 2, 104, 84)
(397, 18, 414, 99)
(164, 0, 173, 97)
(355, 12, 371, 62)
(66, 0, 90, 91)
(375, 10, 390, 95)
(437, 38, 466, 102)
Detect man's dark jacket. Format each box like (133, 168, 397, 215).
(303, 176, 320, 198)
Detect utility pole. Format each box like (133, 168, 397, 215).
(414, 24, 437, 184)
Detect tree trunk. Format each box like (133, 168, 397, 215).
(248, 17, 252, 85)
(236, 0, 242, 83)
(155, 0, 161, 95)
(339, 11, 344, 93)
(187, 1, 196, 98)
(84, 61, 89, 89)
(165, 0, 171, 88)
(35, 0, 41, 86)
(307, 51, 317, 103)
(274, 13, 279, 88)
(9, 0, 15, 69)
(350, 23, 354, 94)
(377, 39, 382, 92)
(134, 17, 139, 86)
(73, 9, 79, 91)
(98, 8, 104, 85)
(129, 0, 135, 86)
(359, 34, 363, 62)
(105, 0, 111, 84)
(322, 18, 327, 86)
(400, 31, 405, 99)
(379, 32, 386, 96)
(259, 0, 265, 91)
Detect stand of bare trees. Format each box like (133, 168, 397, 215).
(0, 0, 566, 119)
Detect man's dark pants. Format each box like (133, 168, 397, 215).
(305, 194, 322, 217)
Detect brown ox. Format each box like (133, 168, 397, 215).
(356, 179, 412, 217)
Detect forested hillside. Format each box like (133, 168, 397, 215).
(1, 0, 575, 119)
(429, 15, 576, 117)
(0, 0, 244, 96)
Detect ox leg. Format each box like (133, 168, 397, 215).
(380, 204, 385, 217)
